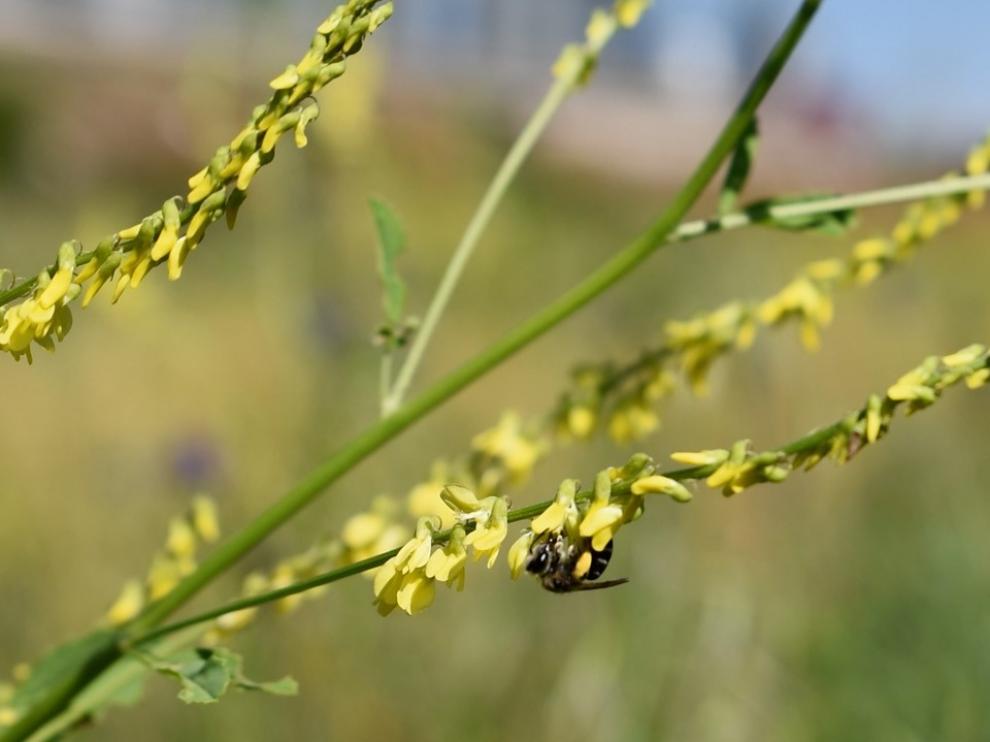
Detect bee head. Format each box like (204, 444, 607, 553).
(525, 538, 554, 576)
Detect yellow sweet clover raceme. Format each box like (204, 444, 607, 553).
(674, 344, 990, 494)
(0, 242, 78, 363)
(0, 0, 393, 362)
(209, 495, 410, 634)
(552, 132, 990, 444)
(508, 343, 990, 586)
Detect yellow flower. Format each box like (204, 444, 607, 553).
(463, 497, 509, 568)
(191, 496, 220, 543)
(941, 344, 985, 368)
(396, 571, 435, 615)
(865, 394, 883, 444)
(471, 412, 545, 482)
(552, 44, 588, 82)
(572, 551, 593, 578)
(531, 480, 579, 535)
(530, 501, 567, 535)
(630, 474, 692, 502)
(578, 500, 625, 552)
(341, 512, 387, 551)
(106, 579, 145, 626)
(966, 368, 990, 389)
(669, 449, 729, 467)
(566, 406, 597, 440)
(585, 10, 615, 48)
(374, 517, 440, 616)
(408, 464, 457, 528)
(607, 402, 659, 443)
(615, 0, 652, 27)
(393, 518, 437, 574)
(146, 554, 184, 600)
(165, 517, 197, 559)
(425, 527, 467, 590)
(507, 531, 535, 579)
(372, 560, 403, 616)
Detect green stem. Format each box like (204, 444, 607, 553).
(25, 629, 203, 742)
(0, 5, 820, 739)
(378, 350, 393, 417)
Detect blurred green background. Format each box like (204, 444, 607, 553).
(2, 3, 990, 741)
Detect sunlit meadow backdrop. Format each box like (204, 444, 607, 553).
(2, 1, 990, 739)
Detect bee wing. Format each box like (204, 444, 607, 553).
(572, 578, 629, 592)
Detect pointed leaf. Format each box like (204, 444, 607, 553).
(369, 198, 407, 325)
(7, 630, 120, 718)
(746, 193, 857, 236)
(138, 646, 297, 705)
(718, 118, 759, 215)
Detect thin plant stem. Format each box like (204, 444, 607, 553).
(382, 13, 628, 415)
(378, 350, 394, 417)
(382, 76, 574, 415)
(672, 173, 990, 240)
(0, 5, 820, 739)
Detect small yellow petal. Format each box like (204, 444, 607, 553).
(530, 501, 566, 534)
(106, 579, 145, 626)
(191, 496, 220, 543)
(572, 550, 593, 579)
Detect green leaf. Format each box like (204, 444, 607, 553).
(138, 647, 297, 705)
(369, 198, 407, 326)
(7, 630, 120, 718)
(745, 193, 857, 236)
(718, 118, 759, 215)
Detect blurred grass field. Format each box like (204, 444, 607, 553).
(1, 35, 990, 742)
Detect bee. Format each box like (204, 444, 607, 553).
(524, 531, 628, 593)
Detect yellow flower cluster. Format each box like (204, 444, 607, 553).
(552, 0, 652, 86)
(0, 0, 392, 362)
(407, 413, 549, 529)
(676, 343, 990, 495)
(105, 496, 221, 626)
(553, 133, 990, 445)
(372, 490, 509, 616)
(210, 495, 409, 637)
(0, 242, 78, 362)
